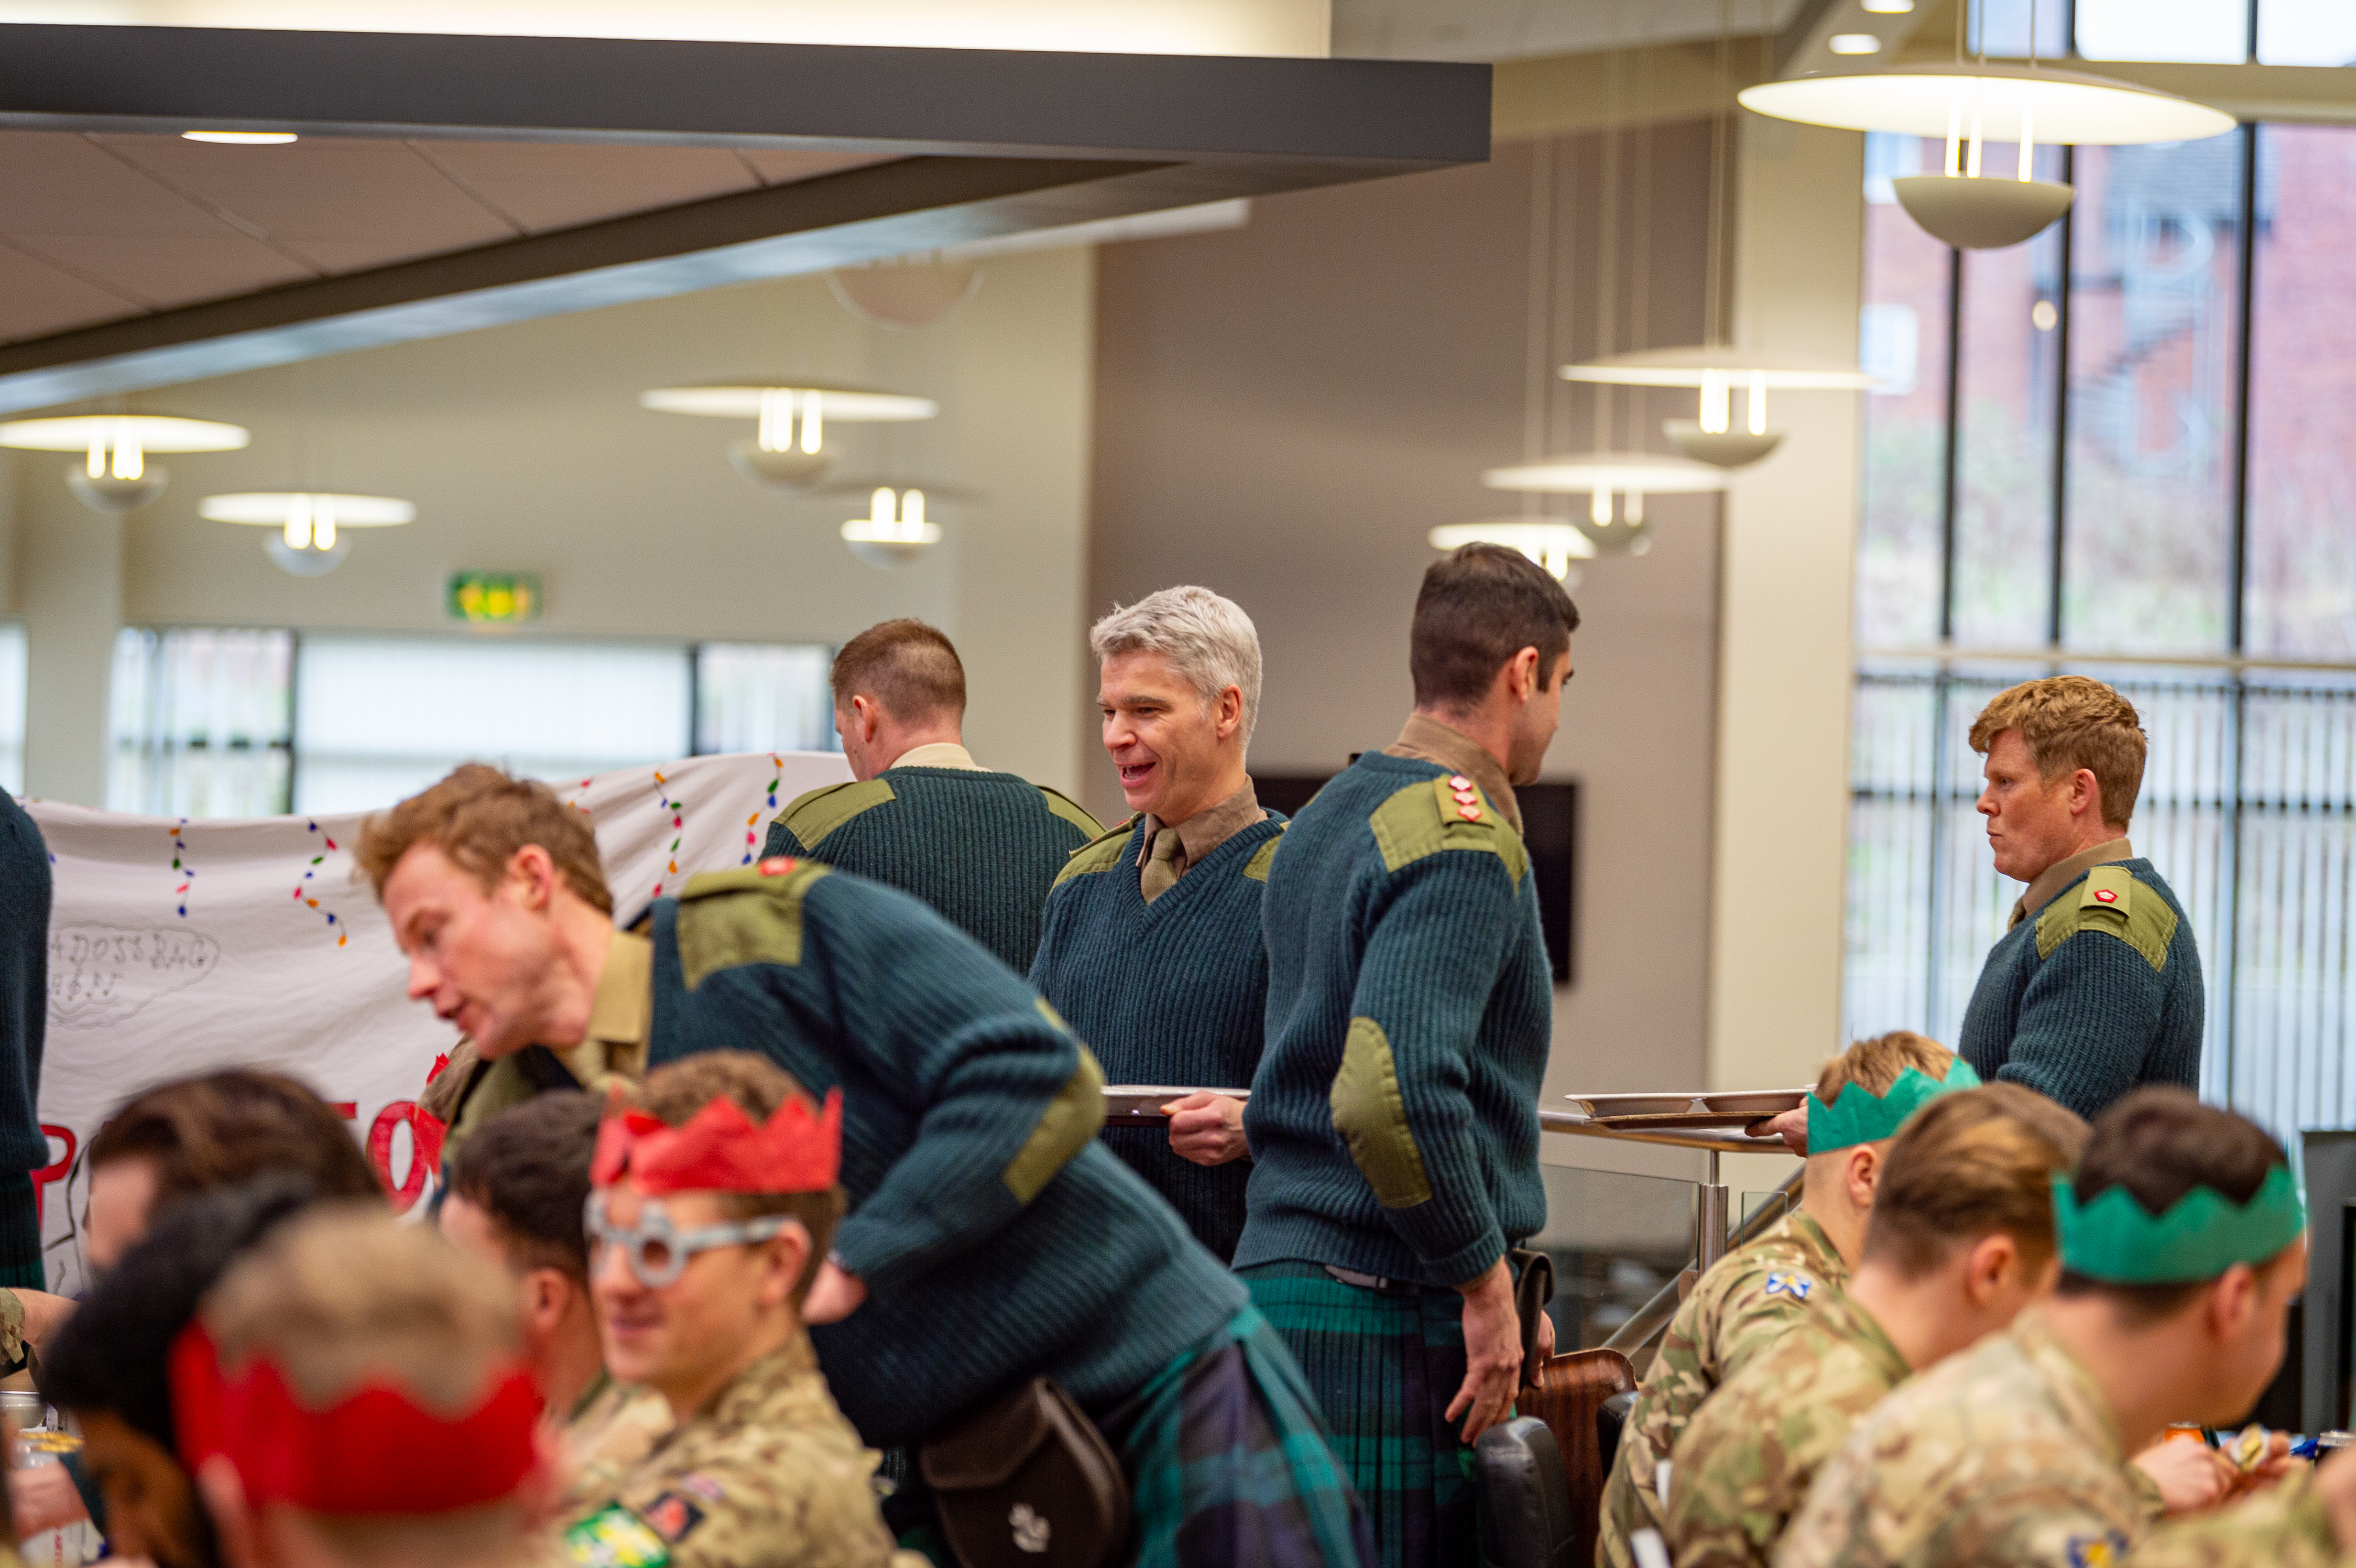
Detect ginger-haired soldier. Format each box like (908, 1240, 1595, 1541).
(1959, 675, 2202, 1121)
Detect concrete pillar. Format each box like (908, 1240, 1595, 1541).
(20, 464, 120, 806)
(1709, 115, 1865, 1192)
(942, 245, 1095, 795)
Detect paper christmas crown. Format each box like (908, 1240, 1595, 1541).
(591, 1088, 842, 1196)
(169, 1322, 542, 1514)
(2054, 1163, 2307, 1285)
(1806, 1059, 1982, 1153)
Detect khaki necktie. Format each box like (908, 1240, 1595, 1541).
(1141, 827, 1183, 903)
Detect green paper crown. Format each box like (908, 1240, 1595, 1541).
(1806, 1059, 1982, 1153)
(2055, 1163, 2307, 1285)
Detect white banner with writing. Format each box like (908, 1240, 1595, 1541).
(29, 750, 851, 1292)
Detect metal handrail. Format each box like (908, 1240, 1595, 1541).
(1595, 1167, 1805, 1354)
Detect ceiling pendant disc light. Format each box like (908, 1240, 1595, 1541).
(827, 258, 984, 328)
(1429, 520, 1597, 583)
(641, 383, 938, 492)
(839, 485, 944, 569)
(1484, 451, 1725, 554)
(1560, 348, 1876, 465)
(0, 414, 250, 514)
(1740, 63, 2235, 250)
(200, 491, 415, 577)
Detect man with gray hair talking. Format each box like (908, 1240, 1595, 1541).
(1030, 585, 1284, 1262)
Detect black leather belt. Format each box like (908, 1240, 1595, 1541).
(1324, 1264, 1445, 1296)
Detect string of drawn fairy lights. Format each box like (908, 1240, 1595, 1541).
(293, 821, 349, 947)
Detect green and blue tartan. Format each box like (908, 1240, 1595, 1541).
(1101, 1305, 1375, 1568)
(1240, 1262, 1476, 1568)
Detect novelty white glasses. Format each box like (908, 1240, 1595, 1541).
(583, 1191, 794, 1288)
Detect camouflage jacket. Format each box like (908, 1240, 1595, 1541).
(1598, 1209, 1849, 1568)
(559, 1335, 900, 1568)
(1666, 1283, 1910, 1568)
(2124, 1468, 2342, 1568)
(557, 1371, 673, 1520)
(1774, 1308, 2147, 1568)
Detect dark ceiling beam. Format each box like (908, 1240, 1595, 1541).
(0, 23, 1490, 163)
(0, 24, 1488, 413)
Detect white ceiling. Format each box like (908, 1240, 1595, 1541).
(1331, 0, 1810, 62)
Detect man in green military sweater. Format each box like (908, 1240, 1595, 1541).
(764, 619, 1099, 973)
(1033, 586, 1284, 1262)
(361, 765, 1372, 1568)
(1236, 544, 1575, 1568)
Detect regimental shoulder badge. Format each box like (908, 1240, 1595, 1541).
(641, 1492, 708, 1544)
(2065, 1529, 2128, 1568)
(565, 1504, 672, 1568)
(1762, 1271, 1815, 1301)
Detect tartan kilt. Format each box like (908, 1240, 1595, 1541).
(1101, 1304, 1375, 1568)
(0, 1173, 40, 1289)
(1239, 1262, 1476, 1568)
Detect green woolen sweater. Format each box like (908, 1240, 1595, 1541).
(1028, 812, 1286, 1263)
(1237, 751, 1552, 1289)
(1957, 857, 2203, 1123)
(0, 793, 46, 1175)
(763, 766, 1100, 975)
(646, 859, 1246, 1446)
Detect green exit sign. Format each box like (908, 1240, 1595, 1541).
(448, 572, 542, 624)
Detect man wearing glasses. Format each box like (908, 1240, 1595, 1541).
(562, 1049, 901, 1568)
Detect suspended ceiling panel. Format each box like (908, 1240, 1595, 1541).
(0, 23, 1486, 413)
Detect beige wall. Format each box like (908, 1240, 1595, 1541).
(1709, 115, 1867, 1196)
(1092, 129, 1727, 1179)
(7, 247, 1097, 802)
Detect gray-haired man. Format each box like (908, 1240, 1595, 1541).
(1028, 586, 1285, 1261)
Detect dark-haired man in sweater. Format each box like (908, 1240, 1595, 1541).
(1239, 544, 1575, 1568)
(361, 764, 1371, 1568)
(764, 619, 1101, 973)
(1033, 585, 1285, 1262)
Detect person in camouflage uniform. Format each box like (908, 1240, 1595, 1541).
(562, 1052, 905, 1568)
(1776, 1088, 2312, 1568)
(1597, 1032, 1975, 1568)
(1665, 1084, 2087, 1568)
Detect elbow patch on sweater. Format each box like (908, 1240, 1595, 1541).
(674, 861, 834, 987)
(1330, 1017, 1433, 1208)
(2033, 865, 2177, 972)
(1367, 779, 1529, 883)
(776, 779, 896, 849)
(1002, 1041, 1108, 1203)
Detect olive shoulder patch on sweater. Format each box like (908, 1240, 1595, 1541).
(1035, 784, 1104, 839)
(773, 779, 895, 849)
(675, 859, 834, 987)
(1053, 814, 1142, 887)
(1242, 823, 1286, 883)
(1366, 776, 1527, 882)
(2034, 864, 2177, 972)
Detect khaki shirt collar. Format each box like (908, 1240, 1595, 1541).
(706, 1333, 823, 1425)
(2011, 1307, 2127, 1466)
(551, 929, 654, 1089)
(1137, 781, 1267, 881)
(2009, 837, 2134, 929)
(887, 740, 985, 772)
(1385, 712, 1522, 836)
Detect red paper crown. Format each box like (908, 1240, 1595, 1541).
(168, 1322, 542, 1515)
(590, 1088, 842, 1196)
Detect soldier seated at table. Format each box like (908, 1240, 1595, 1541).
(436, 1092, 670, 1511)
(562, 1051, 907, 1568)
(1597, 1031, 1976, 1568)
(1778, 1086, 2332, 1568)
(1663, 1083, 2087, 1568)
(173, 1205, 558, 1568)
